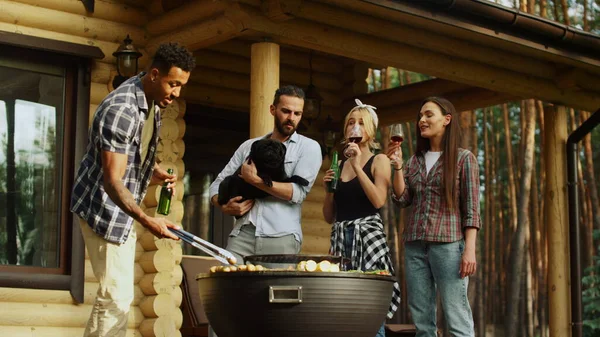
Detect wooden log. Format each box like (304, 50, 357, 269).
(172, 265, 183, 287)
(139, 293, 176, 318)
(139, 317, 177, 337)
(160, 99, 180, 120)
(302, 200, 324, 220)
(0, 302, 142, 328)
(143, 185, 161, 208)
(156, 139, 179, 163)
(139, 272, 177, 296)
(0, 22, 121, 64)
(295, 0, 556, 80)
(183, 83, 248, 111)
(170, 285, 183, 307)
(250, 42, 280, 138)
(158, 118, 180, 141)
(12, 0, 149, 26)
(240, 5, 600, 112)
(174, 139, 185, 160)
(135, 240, 144, 262)
(544, 105, 571, 337)
(145, 0, 227, 36)
(0, 282, 96, 305)
(175, 160, 185, 181)
(139, 249, 175, 273)
(193, 49, 344, 91)
(139, 230, 180, 251)
(91, 61, 115, 84)
(0, 0, 147, 45)
(176, 118, 186, 137)
(145, 11, 244, 55)
(91, 82, 109, 105)
(134, 220, 147, 236)
(301, 234, 330, 255)
(208, 38, 344, 74)
(187, 65, 342, 107)
(177, 99, 186, 117)
(172, 307, 184, 329)
(302, 219, 332, 238)
(377, 87, 519, 125)
(0, 326, 140, 337)
(88, 104, 99, 125)
(134, 262, 144, 284)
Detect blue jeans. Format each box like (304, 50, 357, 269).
(344, 226, 387, 337)
(404, 240, 474, 337)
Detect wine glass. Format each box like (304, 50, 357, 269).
(344, 124, 363, 158)
(389, 124, 404, 164)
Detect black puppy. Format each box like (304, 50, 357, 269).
(218, 139, 309, 206)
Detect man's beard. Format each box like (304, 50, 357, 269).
(275, 119, 296, 136)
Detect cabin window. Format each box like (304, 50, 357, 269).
(0, 61, 67, 271)
(0, 36, 99, 302)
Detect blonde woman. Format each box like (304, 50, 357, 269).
(322, 99, 401, 337)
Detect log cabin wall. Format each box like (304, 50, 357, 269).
(0, 1, 348, 335)
(0, 1, 169, 336)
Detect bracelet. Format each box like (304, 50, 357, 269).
(394, 165, 403, 171)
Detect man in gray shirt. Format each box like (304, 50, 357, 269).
(209, 85, 322, 263)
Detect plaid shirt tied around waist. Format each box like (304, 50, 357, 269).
(393, 148, 481, 242)
(70, 73, 160, 244)
(329, 214, 401, 319)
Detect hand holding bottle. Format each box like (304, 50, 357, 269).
(323, 151, 340, 193)
(157, 168, 175, 215)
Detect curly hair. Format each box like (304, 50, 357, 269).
(150, 42, 196, 74)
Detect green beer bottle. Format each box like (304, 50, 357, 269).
(327, 151, 340, 193)
(156, 168, 174, 215)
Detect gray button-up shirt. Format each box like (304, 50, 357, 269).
(209, 132, 322, 243)
(71, 73, 159, 244)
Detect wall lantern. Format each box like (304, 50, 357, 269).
(303, 50, 322, 124)
(112, 35, 142, 89)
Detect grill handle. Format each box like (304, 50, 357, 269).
(269, 286, 303, 303)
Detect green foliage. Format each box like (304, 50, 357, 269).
(583, 230, 600, 337)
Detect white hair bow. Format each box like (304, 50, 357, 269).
(353, 98, 378, 128)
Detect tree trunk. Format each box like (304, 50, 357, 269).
(503, 104, 518, 232)
(551, 0, 560, 22)
(560, 0, 570, 25)
(504, 99, 537, 336)
(536, 102, 548, 337)
(582, 111, 600, 252)
(482, 108, 491, 336)
(583, 0, 589, 31)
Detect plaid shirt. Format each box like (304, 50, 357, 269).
(71, 73, 160, 244)
(393, 148, 481, 242)
(329, 214, 401, 319)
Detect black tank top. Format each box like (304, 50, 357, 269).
(333, 156, 379, 221)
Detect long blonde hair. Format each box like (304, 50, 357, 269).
(342, 106, 380, 151)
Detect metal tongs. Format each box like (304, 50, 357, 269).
(169, 228, 237, 265)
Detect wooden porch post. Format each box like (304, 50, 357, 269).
(544, 105, 571, 337)
(250, 42, 280, 138)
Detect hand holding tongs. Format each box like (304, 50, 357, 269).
(169, 227, 238, 265)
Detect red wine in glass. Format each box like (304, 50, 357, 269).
(390, 135, 403, 143)
(349, 136, 363, 143)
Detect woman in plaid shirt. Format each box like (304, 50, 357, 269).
(389, 97, 481, 337)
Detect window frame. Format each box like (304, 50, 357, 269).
(0, 33, 103, 303)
